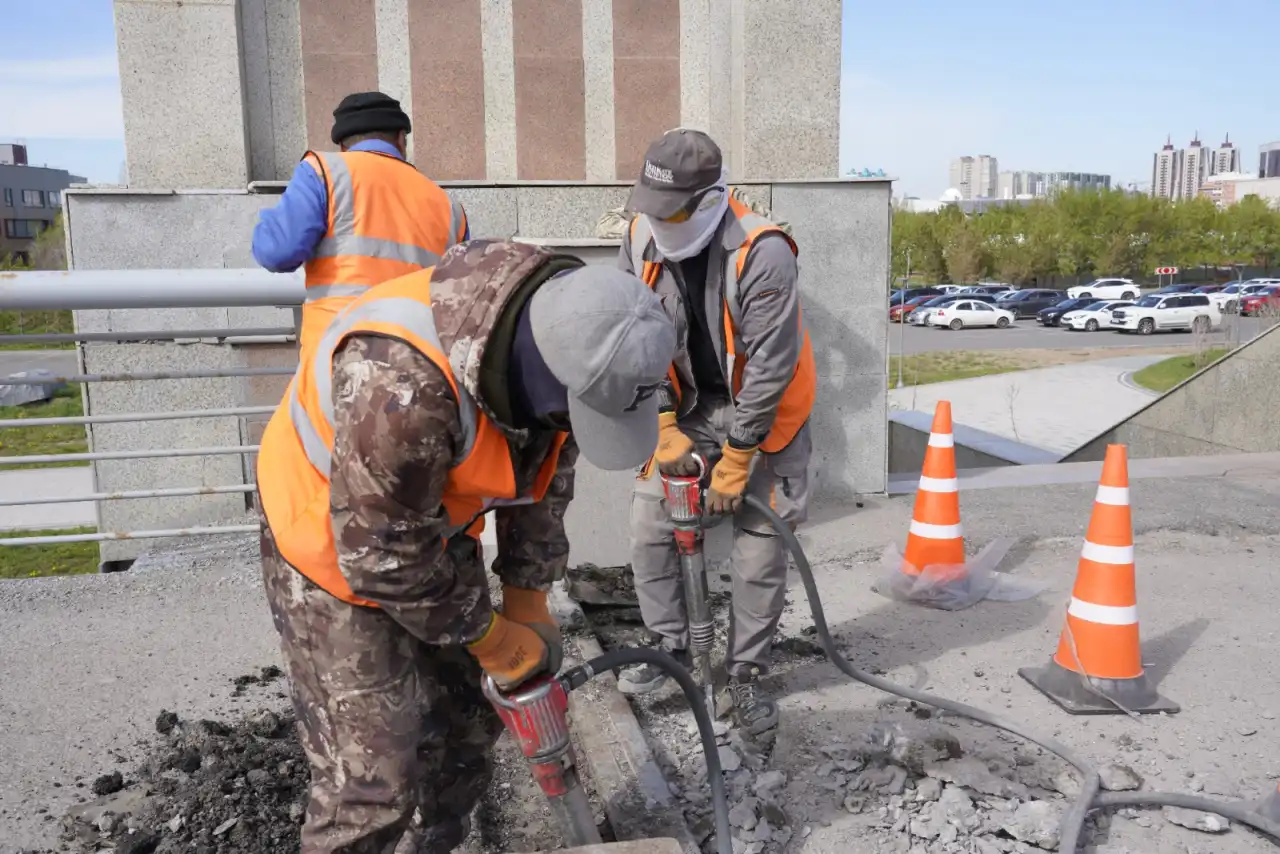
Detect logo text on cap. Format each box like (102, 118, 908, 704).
(644, 161, 674, 184)
(624, 381, 663, 412)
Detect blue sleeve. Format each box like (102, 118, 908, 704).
(463, 219, 470, 241)
(252, 160, 328, 273)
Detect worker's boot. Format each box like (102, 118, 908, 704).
(617, 644, 692, 695)
(728, 664, 779, 736)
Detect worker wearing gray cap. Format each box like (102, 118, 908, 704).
(617, 128, 816, 738)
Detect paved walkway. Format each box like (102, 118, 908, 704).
(0, 350, 78, 379)
(889, 355, 1164, 455)
(0, 467, 96, 532)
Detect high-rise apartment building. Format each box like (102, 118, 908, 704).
(1152, 135, 1228, 200)
(1208, 136, 1241, 176)
(1260, 141, 1280, 179)
(949, 155, 998, 199)
(1152, 137, 1178, 199)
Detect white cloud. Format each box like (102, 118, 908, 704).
(0, 53, 123, 140)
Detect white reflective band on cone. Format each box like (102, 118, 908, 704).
(1067, 597, 1138, 626)
(909, 520, 963, 539)
(1080, 541, 1135, 565)
(927, 432, 955, 448)
(917, 475, 958, 493)
(1094, 485, 1130, 506)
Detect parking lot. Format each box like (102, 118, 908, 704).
(890, 313, 1272, 353)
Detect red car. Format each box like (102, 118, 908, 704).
(890, 295, 932, 322)
(1239, 286, 1280, 316)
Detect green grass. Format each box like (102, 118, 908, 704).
(1131, 348, 1230, 393)
(0, 528, 99, 578)
(0, 309, 76, 350)
(0, 384, 89, 468)
(889, 351, 1023, 386)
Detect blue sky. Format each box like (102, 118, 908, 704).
(4, 0, 1278, 195)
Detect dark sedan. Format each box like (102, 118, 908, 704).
(1037, 297, 1099, 327)
(1002, 288, 1066, 319)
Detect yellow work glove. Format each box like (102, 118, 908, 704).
(706, 443, 756, 516)
(655, 411, 700, 476)
(467, 613, 562, 692)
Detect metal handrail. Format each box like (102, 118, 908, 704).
(0, 268, 299, 557)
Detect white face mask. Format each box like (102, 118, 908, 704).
(648, 171, 730, 261)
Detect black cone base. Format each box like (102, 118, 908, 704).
(1018, 659, 1180, 716)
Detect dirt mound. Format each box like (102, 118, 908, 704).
(55, 672, 306, 854)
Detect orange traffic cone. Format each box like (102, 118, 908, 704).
(903, 400, 966, 575)
(1019, 444, 1179, 715)
(878, 401, 1034, 610)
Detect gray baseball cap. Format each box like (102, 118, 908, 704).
(626, 128, 724, 220)
(528, 267, 677, 471)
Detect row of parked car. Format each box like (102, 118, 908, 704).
(889, 278, 1280, 332)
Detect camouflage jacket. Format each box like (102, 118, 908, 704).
(328, 240, 582, 647)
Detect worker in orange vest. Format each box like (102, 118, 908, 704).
(256, 239, 676, 853)
(252, 91, 468, 351)
(616, 129, 816, 738)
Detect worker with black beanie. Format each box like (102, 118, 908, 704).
(252, 91, 469, 351)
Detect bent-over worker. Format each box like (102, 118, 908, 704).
(252, 91, 468, 351)
(616, 129, 816, 737)
(256, 239, 677, 853)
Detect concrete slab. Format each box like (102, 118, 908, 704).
(533, 842, 683, 854)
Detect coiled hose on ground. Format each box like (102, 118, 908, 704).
(563, 496, 1280, 854)
(741, 494, 1280, 852)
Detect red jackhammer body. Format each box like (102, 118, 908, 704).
(659, 455, 717, 717)
(483, 674, 602, 847)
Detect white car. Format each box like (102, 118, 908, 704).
(927, 299, 1015, 330)
(1208, 280, 1280, 313)
(1066, 278, 1140, 301)
(1111, 293, 1221, 335)
(1061, 300, 1132, 331)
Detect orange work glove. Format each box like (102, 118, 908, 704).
(501, 585, 556, 628)
(706, 443, 756, 516)
(655, 411, 700, 476)
(467, 613, 562, 692)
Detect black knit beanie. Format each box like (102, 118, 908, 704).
(330, 92, 412, 145)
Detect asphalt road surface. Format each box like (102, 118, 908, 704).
(0, 349, 79, 379)
(890, 315, 1272, 354)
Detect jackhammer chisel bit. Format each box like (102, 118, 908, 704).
(483, 674, 602, 848)
(660, 454, 717, 718)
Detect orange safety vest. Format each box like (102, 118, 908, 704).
(628, 195, 816, 453)
(298, 150, 468, 352)
(257, 270, 567, 606)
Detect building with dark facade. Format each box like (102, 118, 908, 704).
(1260, 141, 1280, 179)
(0, 144, 85, 265)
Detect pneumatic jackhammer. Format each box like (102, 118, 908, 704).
(659, 453, 717, 717)
(482, 673, 603, 847)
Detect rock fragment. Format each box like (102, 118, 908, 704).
(1162, 805, 1230, 833)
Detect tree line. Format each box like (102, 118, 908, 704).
(893, 190, 1280, 286)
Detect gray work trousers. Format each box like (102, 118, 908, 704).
(630, 399, 811, 671)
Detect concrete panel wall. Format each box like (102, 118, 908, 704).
(1063, 324, 1280, 463)
(771, 182, 891, 499)
(66, 179, 889, 567)
(114, 0, 250, 188)
(114, 0, 842, 185)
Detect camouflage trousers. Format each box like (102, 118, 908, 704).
(260, 523, 503, 854)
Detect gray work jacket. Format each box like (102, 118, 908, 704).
(619, 209, 804, 448)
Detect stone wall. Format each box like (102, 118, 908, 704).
(114, 0, 842, 187)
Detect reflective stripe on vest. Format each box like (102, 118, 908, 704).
(290, 296, 479, 484)
(302, 152, 467, 306)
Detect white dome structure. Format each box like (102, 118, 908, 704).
(940, 188, 963, 203)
